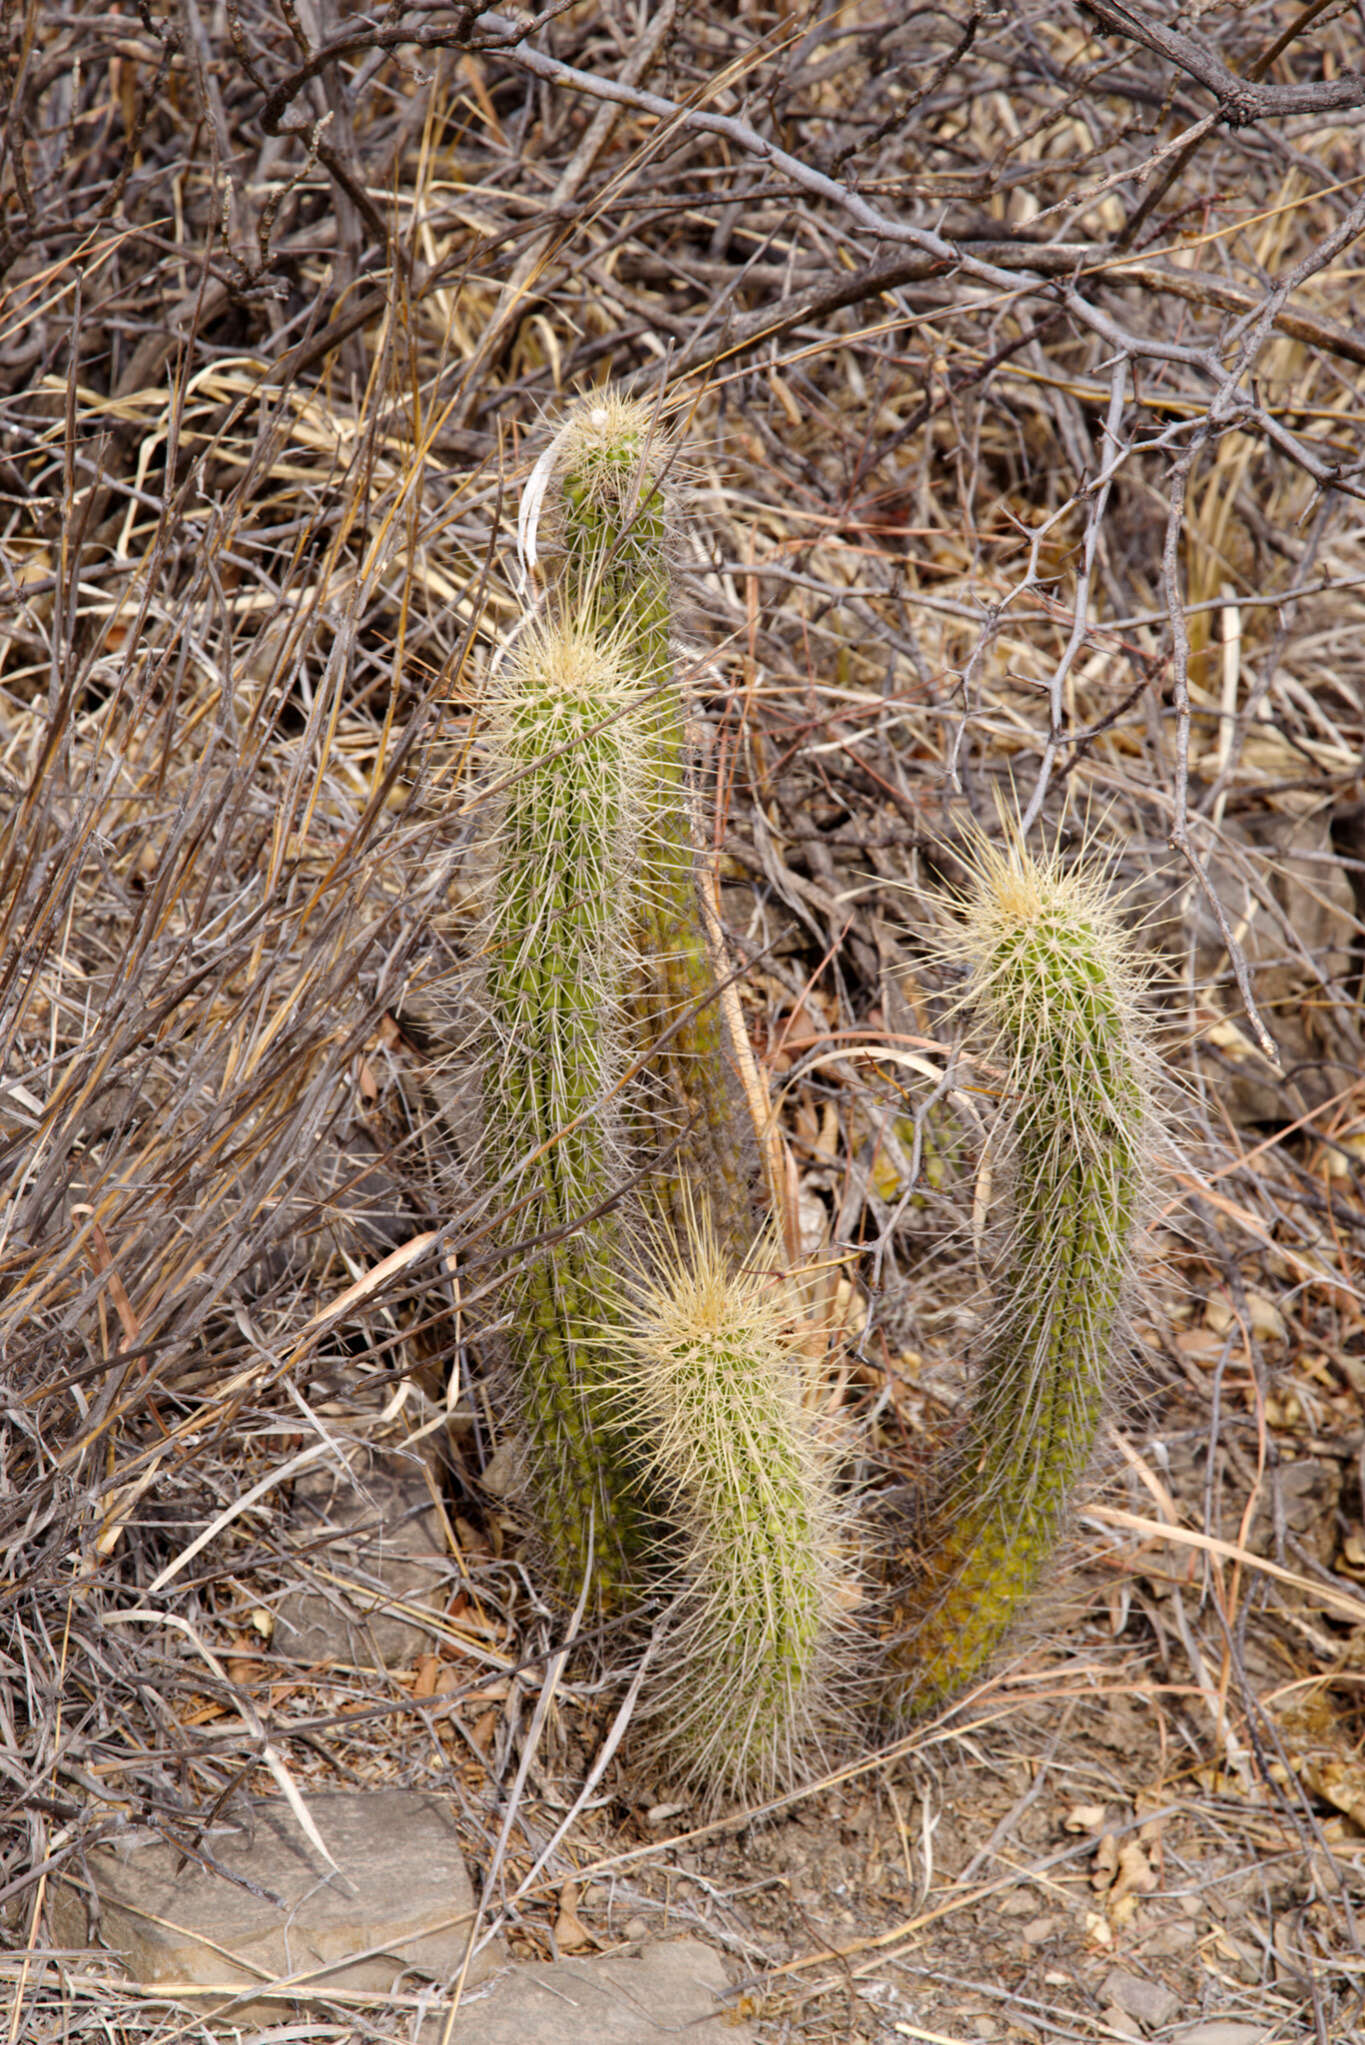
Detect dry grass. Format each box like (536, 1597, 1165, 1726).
(3, 3, 1365, 2038)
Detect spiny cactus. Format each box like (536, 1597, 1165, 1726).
(538, 392, 751, 1251)
(481, 619, 655, 1604)
(887, 829, 1152, 1718)
(494, 398, 1162, 1781)
(617, 1219, 843, 1804)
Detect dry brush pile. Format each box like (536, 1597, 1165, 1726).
(4, 3, 1365, 2039)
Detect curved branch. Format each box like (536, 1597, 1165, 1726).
(1079, 0, 1365, 126)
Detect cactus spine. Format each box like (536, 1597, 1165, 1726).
(548, 394, 750, 1249)
(482, 621, 653, 1604)
(618, 1225, 841, 1803)
(888, 832, 1150, 1717)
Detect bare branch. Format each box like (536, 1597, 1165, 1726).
(1081, 0, 1365, 124)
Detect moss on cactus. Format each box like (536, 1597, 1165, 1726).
(887, 830, 1150, 1717)
(482, 619, 654, 1605)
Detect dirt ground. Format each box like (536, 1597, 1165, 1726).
(3, 4, 1365, 2039)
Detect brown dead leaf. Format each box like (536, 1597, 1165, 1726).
(1109, 1892, 1142, 1932)
(554, 1881, 595, 1953)
(1301, 1756, 1365, 1832)
(1083, 1909, 1114, 1948)
(452, 1520, 491, 1559)
(226, 1633, 262, 1686)
(1134, 1789, 1169, 1844)
(1204, 1288, 1288, 1343)
(468, 1707, 499, 1753)
(435, 1664, 468, 1697)
(1110, 1840, 1158, 1908)
(413, 1653, 440, 1700)
(1173, 1327, 1226, 1364)
(1065, 1802, 1107, 1833)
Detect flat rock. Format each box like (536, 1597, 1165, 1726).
(275, 1447, 451, 1665)
(1173, 2028, 1269, 2045)
(1101, 2009, 1144, 2043)
(50, 1790, 497, 2018)
(1101, 1967, 1180, 2030)
(435, 1939, 745, 2042)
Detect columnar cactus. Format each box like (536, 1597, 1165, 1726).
(489, 398, 1161, 1785)
(618, 1223, 842, 1803)
(887, 832, 1151, 1717)
(543, 393, 751, 1250)
(482, 619, 655, 1604)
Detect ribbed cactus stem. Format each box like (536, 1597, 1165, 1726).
(619, 1224, 840, 1803)
(483, 621, 653, 1604)
(889, 834, 1149, 1716)
(550, 393, 750, 1250)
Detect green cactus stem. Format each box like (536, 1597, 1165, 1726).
(618, 1219, 842, 1803)
(887, 832, 1150, 1717)
(482, 619, 655, 1605)
(545, 392, 751, 1251)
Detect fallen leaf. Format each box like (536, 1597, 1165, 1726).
(1204, 1290, 1287, 1343)
(1301, 1755, 1365, 1831)
(468, 1707, 499, 1753)
(1110, 1840, 1158, 1908)
(1110, 1891, 1142, 1931)
(226, 1633, 262, 1686)
(479, 1442, 521, 1498)
(1084, 1909, 1114, 1948)
(554, 1881, 595, 1952)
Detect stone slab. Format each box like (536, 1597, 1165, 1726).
(1174, 2029, 1270, 2045)
(1101, 1967, 1180, 2031)
(434, 1939, 745, 2043)
(50, 1790, 498, 2017)
(275, 1449, 450, 1665)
